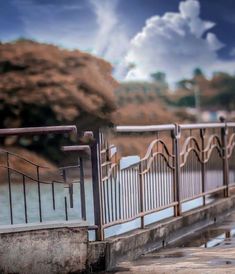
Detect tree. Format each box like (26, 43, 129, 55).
(0, 40, 118, 163)
(193, 68, 204, 78)
(150, 71, 168, 90)
(151, 71, 166, 83)
(211, 74, 235, 111)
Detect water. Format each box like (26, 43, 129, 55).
(0, 180, 94, 226)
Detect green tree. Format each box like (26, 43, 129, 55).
(211, 74, 235, 111)
(193, 68, 204, 78)
(150, 71, 168, 90)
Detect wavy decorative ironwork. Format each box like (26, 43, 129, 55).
(99, 131, 175, 227)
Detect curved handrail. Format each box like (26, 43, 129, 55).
(0, 165, 63, 185)
(0, 149, 49, 169)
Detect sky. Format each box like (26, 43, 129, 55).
(1, 0, 235, 85)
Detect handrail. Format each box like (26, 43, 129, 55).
(0, 165, 63, 185)
(115, 122, 230, 133)
(115, 124, 175, 133)
(180, 123, 225, 130)
(0, 125, 77, 136)
(0, 148, 49, 169)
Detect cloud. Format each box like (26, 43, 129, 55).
(13, 0, 95, 50)
(89, 0, 129, 71)
(124, 0, 235, 85)
(230, 48, 235, 57)
(12, 0, 129, 74)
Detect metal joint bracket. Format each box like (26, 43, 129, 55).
(172, 123, 181, 139)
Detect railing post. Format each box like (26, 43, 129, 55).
(172, 124, 181, 216)
(221, 121, 229, 197)
(79, 156, 87, 221)
(200, 128, 206, 205)
(90, 129, 103, 240)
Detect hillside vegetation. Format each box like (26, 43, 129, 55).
(0, 40, 118, 163)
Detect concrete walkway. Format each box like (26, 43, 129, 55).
(110, 211, 235, 273)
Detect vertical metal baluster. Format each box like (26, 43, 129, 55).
(195, 152, 198, 196)
(172, 124, 181, 216)
(159, 154, 164, 207)
(167, 166, 170, 205)
(151, 163, 154, 210)
(163, 157, 167, 206)
(166, 164, 169, 205)
(148, 167, 151, 211)
(36, 166, 42, 222)
(64, 196, 68, 221)
(123, 170, 128, 219)
(126, 169, 131, 218)
(162, 158, 166, 206)
(121, 171, 125, 220)
(144, 170, 148, 212)
(165, 156, 168, 205)
(103, 179, 107, 224)
(186, 155, 188, 200)
(135, 167, 138, 216)
(151, 163, 155, 210)
(131, 168, 135, 217)
(157, 155, 161, 208)
(51, 182, 55, 210)
(127, 170, 131, 219)
(129, 169, 132, 218)
(161, 156, 165, 207)
(153, 157, 157, 209)
(22, 175, 28, 223)
(133, 168, 136, 216)
(132, 168, 135, 217)
(6, 153, 13, 224)
(191, 152, 193, 198)
(114, 167, 118, 222)
(123, 171, 127, 220)
(221, 121, 229, 197)
(118, 168, 121, 220)
(148, 164, 152, 210)
(107, 177, 111, 223)
(139, 163, 144, 228)
(110, 175, 114, 222)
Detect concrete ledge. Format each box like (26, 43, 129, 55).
(89, 195, 235, 271)
(0, 220, 88, 234)
(0, 222, 88, 274)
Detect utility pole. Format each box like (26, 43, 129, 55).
(194, 84, 201, 122)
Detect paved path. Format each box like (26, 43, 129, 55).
(109, 211, 235, 273)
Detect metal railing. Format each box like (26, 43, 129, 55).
(0, 126, 89, 226)
(1, 122, 235, 242)
(91, 122, 235, 240)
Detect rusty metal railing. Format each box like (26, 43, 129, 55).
(91, 122, 235, 240)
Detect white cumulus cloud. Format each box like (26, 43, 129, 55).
(124, 0, 235, 85)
